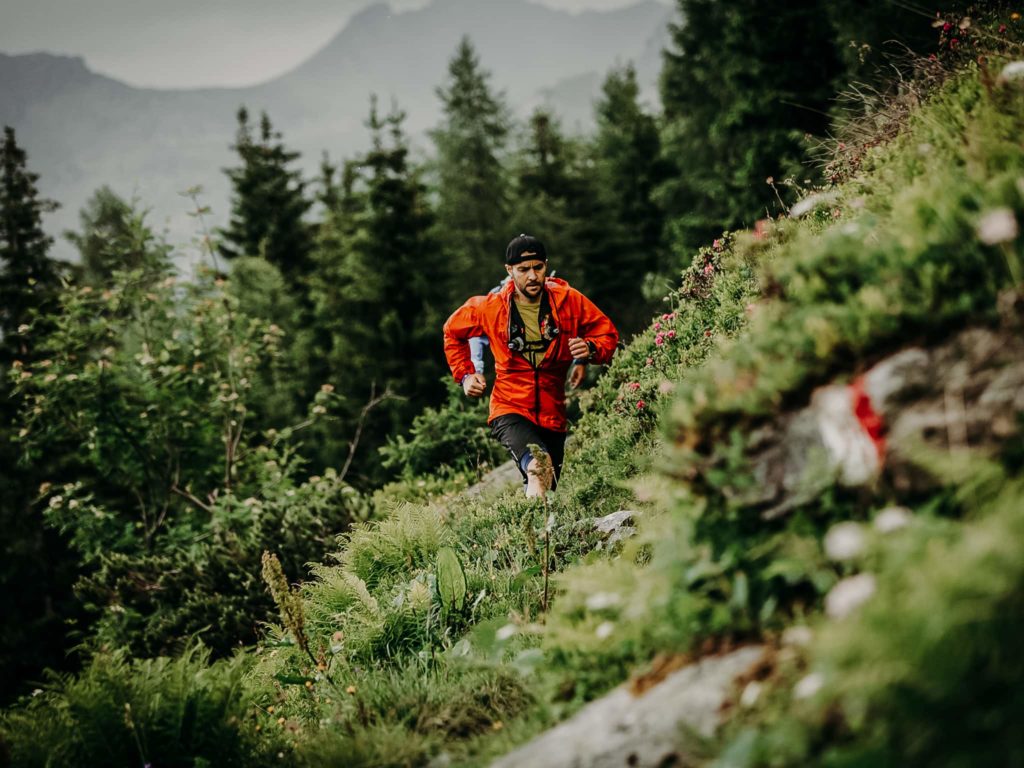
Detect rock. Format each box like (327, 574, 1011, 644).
(490, 646, 765, 768)
(593, 509, 637, 535)
(465, 460, 522, 497)
(732, 325, 1024, 519)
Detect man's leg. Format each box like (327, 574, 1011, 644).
(490, 415, 566, 496)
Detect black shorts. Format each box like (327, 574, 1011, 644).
(490, 414, 567, 487)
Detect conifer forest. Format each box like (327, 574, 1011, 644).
(2, 1, 1024, 765)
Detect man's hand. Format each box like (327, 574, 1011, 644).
(462, 373, 487, 398)
(568, 336, 591, 361)
(568, 363, 586, 390)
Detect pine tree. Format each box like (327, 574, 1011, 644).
(432, 37, 512, 297)
(65, 186, 173, 287)
(220, 108, 314, 287)
(509, 108, 596, 290)
(0, 125, 76, 704)
(0, 125, 62, 362)
(658, 0, 844, 255)
(316, 98, 446, 484)
(592, 64, 671, 333)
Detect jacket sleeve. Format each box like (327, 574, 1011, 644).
(575, 290, 619, 365)
(443, 296, 487, 383)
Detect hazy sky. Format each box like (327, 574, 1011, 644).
(1, 0, 669, 89)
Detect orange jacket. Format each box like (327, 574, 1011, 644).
(443, 278, 619, 432)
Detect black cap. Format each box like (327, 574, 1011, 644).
(505, 234, 547, 265)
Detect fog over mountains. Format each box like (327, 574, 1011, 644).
(1, 0, 673, 261)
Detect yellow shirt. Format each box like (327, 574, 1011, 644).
(514, 298, 546, 367)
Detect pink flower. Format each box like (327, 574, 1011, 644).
(704, 329, 712, 338)
(636, 400, 646, 410)
(943, 21, 952, 31)
(654, 334, 665, 346)
(667, 330, 676, 339)
(712, 239, 722, 251)
(645, 357, 653, 367)
(703, 262, 714, 275)
(653, 321, 662, 331)
(627, 382, 641, 392)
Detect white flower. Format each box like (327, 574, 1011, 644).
(793, 672, 824, 700)
(585, 592, 622, 611)
(977, 208, 1019, 245)
(595, 621, 615, 640)
(824, 522, 866, 562)
(826, 573, 877, 619)
(874, 506, 912, 533)
(998, 61, 1024, 83)
(495, 624, 517, 642)
(740, 681, 762, 708)
(782, 625, 813, 647)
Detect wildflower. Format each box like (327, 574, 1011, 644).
(703, 262, 714, 276)
(654, 334, 665, 346)
(626, 382, 641, 392)
(740, 681, 762, 708)
(653, 321, 662, 331)
(645, 357, 653, 367)
(595, 621, 615, 639)
(704, 329, 712, 337)
(667, 330, 676, 340)
(793, 673, 824, 700)
(712, 238, 722, 250)
(977, 207, 1019, 244)
(824, 522, 866, 561)
(1000, 24, 1007, 32)
(753, 219, 770, 240)
(585, 592, 622, 611)
(825, 573, 876, 619)
(636, 400, 646, 410)
(874, 506, 912, 533)
(942, 21, 952, 31)
(782, 626, 813, 647)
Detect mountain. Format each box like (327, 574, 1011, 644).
(0, 0, 673, 262)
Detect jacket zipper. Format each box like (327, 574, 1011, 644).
(533, 367, 540, 421)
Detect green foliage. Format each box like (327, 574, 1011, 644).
(379, 377, 504, 479)
(219, 108, 314, 285)
(432, 36, 512, 294)
(0, 645, 279, 768)
(436, 546, 468, 613)
(65, 186, 173, 288)
(11, 266, 363, 655)
(658, 0, 844, 254)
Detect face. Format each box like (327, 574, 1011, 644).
(506, 258, 547, 301)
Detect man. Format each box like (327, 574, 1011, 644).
(469, 275, 587, 388)
(443, 234, 618, 496)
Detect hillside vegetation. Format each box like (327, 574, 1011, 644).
(4, 42, 1024, 766)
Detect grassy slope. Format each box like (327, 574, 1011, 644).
(3, 57, 1023, 768)
(246, 61, 1023, 767)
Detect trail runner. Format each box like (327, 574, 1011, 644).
(443, 234, 618, 496)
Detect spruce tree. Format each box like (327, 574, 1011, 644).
(432, 37, 512, 297)
(0, 125, 76, 704)
(0, 125, 62, 361)
(65, 186, 173, 287)
(220, 108, 314, 286)
(318, 99, 446, 484)
(592, 64, 671, 333)
(658, 0, 844, 255)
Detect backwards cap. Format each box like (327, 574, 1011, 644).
(505, 234, 547, 265)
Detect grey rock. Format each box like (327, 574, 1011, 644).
(491, 646, 764, 768)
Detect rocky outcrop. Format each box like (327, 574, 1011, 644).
(490, 646, 765, 768)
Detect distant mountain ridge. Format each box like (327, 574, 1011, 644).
(0, 0, 673, 262)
